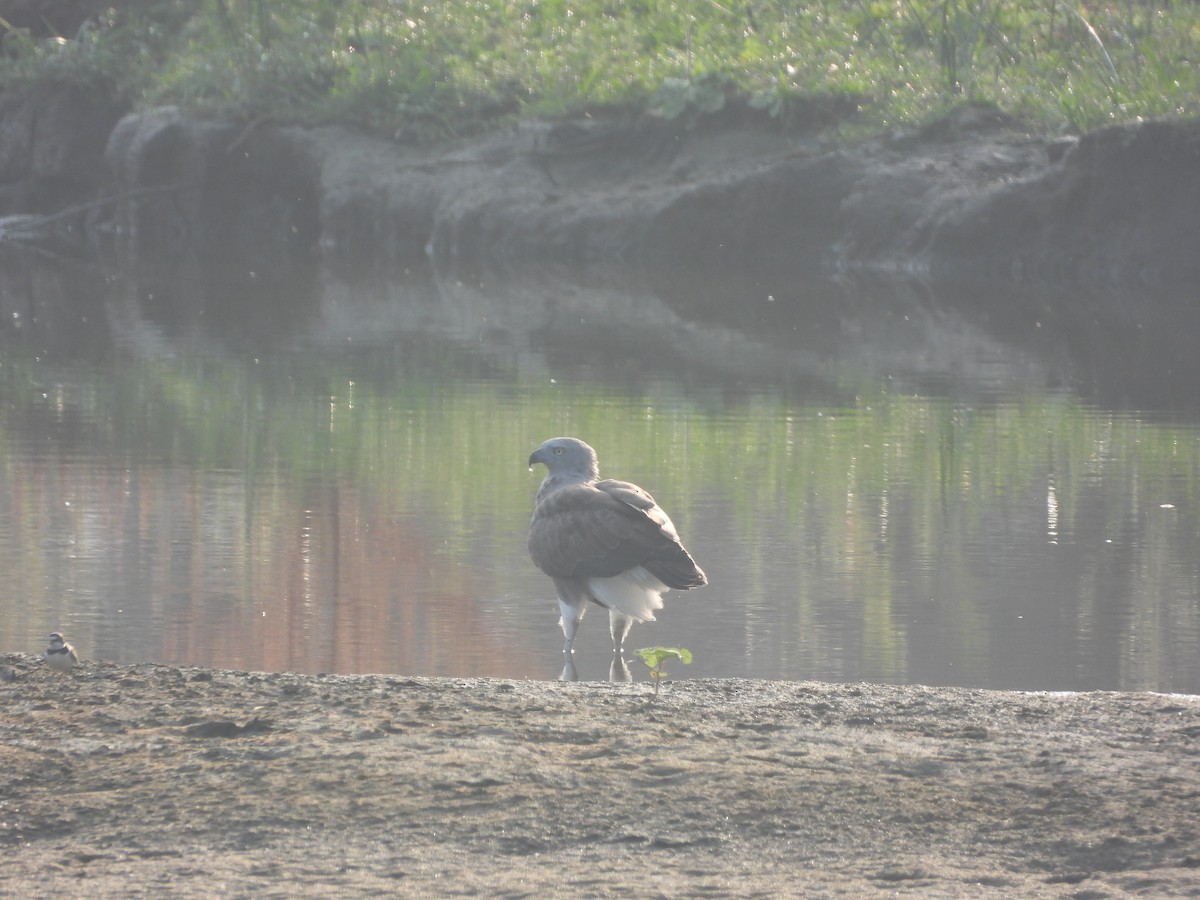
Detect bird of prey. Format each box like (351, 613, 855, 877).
(43, 632, 79, 672)
(528, 437, 707, 680)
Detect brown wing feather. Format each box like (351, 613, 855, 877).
(529, 479, 707, 589)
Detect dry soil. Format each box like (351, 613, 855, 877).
(2, 654, 1198, 897)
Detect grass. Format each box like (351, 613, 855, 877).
(1, 1, 1198, 140)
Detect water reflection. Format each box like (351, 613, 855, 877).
(1, 249, 1197, 692)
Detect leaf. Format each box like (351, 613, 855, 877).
(635, 647, 693, 668)
(634, 647, 665, 667)
(750, 89, 785, 118)
(691, 81, 726, 114)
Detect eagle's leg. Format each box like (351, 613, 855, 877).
(608, 610, 634, 652)
(608, 610, 634, 653)
(558, 597, 585, 682)
(607, 611, 634, 682)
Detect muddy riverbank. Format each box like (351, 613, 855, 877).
(2, 654, 1198, 897)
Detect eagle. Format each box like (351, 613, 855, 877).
(528, 437, 707, 680)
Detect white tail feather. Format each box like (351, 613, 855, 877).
(587, 566, 669, 623)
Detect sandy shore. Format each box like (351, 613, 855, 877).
(2, 654, 1198, 897)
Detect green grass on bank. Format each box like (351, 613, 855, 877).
(1, 1, 1198, 140)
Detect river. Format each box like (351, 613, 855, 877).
(1, 248, 1197, 691)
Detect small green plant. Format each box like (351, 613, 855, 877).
(650, 73, 729, 120)
(635, 647, 692, 697)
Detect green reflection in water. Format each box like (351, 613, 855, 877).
(1, 331, 1198, 689)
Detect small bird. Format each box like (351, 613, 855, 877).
(43, 632, 79, 672)
(528, 437, 707, 680)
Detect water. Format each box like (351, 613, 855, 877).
(2, 250, 1198, 692)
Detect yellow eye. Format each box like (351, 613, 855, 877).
(552, 447, 564, 455)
